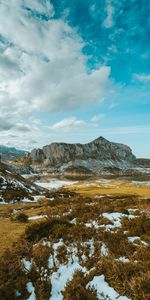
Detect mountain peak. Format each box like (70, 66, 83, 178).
(92, 136, 109, 144)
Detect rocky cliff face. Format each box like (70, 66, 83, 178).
(30, 137, 136, 172)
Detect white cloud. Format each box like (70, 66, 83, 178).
(134, 73, 150, 83)
(104, 1, 115, 29)
(0, 0, 112, 137)
(91, 114, 105, 123)
(24, 0, 54, 16)
(0, 0, 116, 151)
(50, 117, 86, 131)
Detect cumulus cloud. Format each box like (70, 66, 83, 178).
(0, 0, 112, 137)
(24, 0, 54, 16)
(50, 117, 86, 131)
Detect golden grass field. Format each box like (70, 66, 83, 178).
(0, 179, 150, 256)
(68, 179, 150, 198)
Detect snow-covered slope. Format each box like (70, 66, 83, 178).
(0, 162, 42, 203)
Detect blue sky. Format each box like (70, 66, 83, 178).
(0, 0, 150, 157)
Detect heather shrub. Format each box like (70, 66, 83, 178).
(63, 270, 98, 300)
(25, 218, 73, 242)
(11, 212, 28, 223)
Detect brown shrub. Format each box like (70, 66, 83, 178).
(63, 270, 98, 300)
(0, 244, 30, 299)
(122, 215, 150, 237)
(25, 218, 73, 243)
(11, 212, 28, 223)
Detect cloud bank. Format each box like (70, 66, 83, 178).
(0, 0, 111, 141)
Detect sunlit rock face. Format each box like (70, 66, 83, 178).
(30, 136, 136, 170)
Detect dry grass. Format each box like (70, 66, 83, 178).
(67, 179, 150, 199)
(0, 198, 49, 256)
(0, 218, 27, 256)
(0, 178, 150, 299)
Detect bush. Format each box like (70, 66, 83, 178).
(122, 215, 150, 237)
(0, 245, 30, 299)
(63, 270, 98, 300)
(25, 218, 73, 243)
(11, 212, 28, 223)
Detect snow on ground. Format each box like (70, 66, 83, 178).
(81, 239, 95, 257)
(28, 215, 47, 221)
(85, 210, 137, 231)
(70, 218, 77, 224)
(35, 180, 77, 190)
(50, 260, 86, 300)
(128, 236, 148, 246)
(85, 220, 100, 229)
(0, 199, 17, 204)
(22, 259, 32, 273)
(21, 197, 38, 203)
(101, 243, 109, 256)
(128, 236, 140, 243)
(26, 282, 36, 300)
(63, 209, 72, 216)
(22, 174, 38, 179)
(0, 195, 50, 204)
(116, 256, 130, 263)
(87, 275, 130, 300)
(48, 239, 87, 299)
(102, 212, 136, 231)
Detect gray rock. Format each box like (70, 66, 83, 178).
(30, 136, 136, 172)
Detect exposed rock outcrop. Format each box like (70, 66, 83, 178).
(30, 136, 136, 174)
(0, 162, 43, 202)
(132, 158, 150, 168)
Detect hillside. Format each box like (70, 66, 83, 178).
(0, 162, 43, 203)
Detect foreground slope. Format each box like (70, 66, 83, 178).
(0, 179, 150, 299)
(0, 162, 42, 203)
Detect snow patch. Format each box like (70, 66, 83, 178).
(26, 282, 36, 300)
(101, 243, 109, 256)
(28, 215, 47, 220)
(102, 212, 136, 231)
(35, 180, 77, 190)
(87, 274, 130, 300)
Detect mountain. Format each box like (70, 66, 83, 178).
(30, 136, 136, 174)
(0, 145, 28, 161)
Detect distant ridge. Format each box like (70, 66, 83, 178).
(0, 145, 28, 161)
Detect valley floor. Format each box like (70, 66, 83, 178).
(0, 178, 150, 299)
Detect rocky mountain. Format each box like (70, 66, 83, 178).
(0, 145, 28, 161)
(30, 136, 136, 174)
(132, 158, 150, 168)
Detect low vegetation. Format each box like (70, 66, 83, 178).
(0, 179, 150, 299)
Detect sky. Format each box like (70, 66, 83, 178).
(0, 0, 150, 157)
